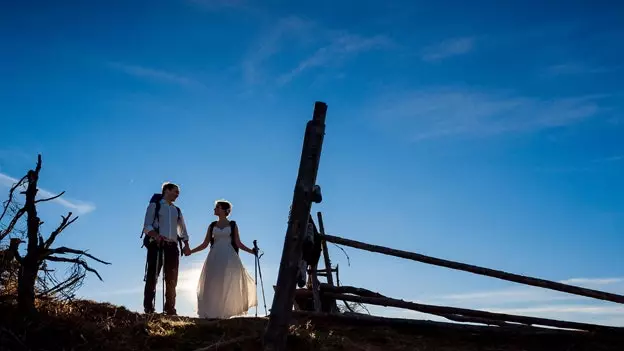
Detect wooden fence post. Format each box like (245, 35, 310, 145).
(317, 212, 335, 287)
(317, 212, 338, 312)
(263, 101, 328, 351)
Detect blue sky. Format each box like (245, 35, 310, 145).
(1, 0, 624, 325)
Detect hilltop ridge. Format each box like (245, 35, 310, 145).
(1, 298, 623, 351)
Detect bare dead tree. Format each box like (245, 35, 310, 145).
(36, 260, 86, 301)
(0, 175, 28, 243)
(4, 154, 111, 313)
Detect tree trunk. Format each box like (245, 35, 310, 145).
(17, 256, 38, 314)
(18, 157, 42, 314)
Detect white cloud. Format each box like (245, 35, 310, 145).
(277, 33, 392, 85)
(543, 62, 611, 77)
(188, 0, 245, 9)
(438, 277, 624, 305)
(488, 304, 624, 316)
(241, 16, 316, 85)
(243, 16, 393, 86)
(108, 62, 204, 89)
(560, 277, 624, 285)
(592, 155, 624, 163)
(0, 172, 95, 214)
(421, 37, 475, 62)
(370, 88, 610, 141)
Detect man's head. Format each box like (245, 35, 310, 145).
(161, 182, 180, 202)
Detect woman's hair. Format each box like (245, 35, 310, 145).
(215, 199, 233, 215)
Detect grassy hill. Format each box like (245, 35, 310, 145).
(1, 298, 623, 351)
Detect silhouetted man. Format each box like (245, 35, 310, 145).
(142, 182, 190, 315)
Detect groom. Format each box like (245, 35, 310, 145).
(142, 182, 191, 315)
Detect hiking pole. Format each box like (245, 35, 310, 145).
(160, 242, 165, 314)
(253, 240, 259, 317)
(152, 239, 161, 312)
(254, 242, 268, 316)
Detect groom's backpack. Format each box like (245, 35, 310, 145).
(140, 193, 183, 252)
(208, 221, 239, 254)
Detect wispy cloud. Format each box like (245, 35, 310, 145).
(592, 155, 624, 163)
(0, 173, 95, 214)
(241, 16, 314, 86)
(0, 149, 33, 163)
(438, 277, 624, 305)
(370, 87, 611, 141)
(243, 16, 394, 87)
(560, 277, 624, 285)
(421, 37, 475, 62)
(108, 62, 204, 89)
(277, 33, 392, 85)
(188, 0, 245, 9)
(543, 62, 611, 77)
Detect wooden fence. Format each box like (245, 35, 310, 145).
(309, 219, 624, 333)
(261, 101, 624, 351)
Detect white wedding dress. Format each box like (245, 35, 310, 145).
(196, 225, 257, 319)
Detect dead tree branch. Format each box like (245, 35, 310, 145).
(43, 213, 77, 249)
(44, 246, 111, 266)
(34, 191, 65, 204)
(0, 207, 26, 243)
(0, 175, 27, 225)
(45, 256, 105, 281)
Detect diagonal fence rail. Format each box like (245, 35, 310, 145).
(321, 233, 624, 305)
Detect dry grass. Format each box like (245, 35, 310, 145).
(1, 297, 623, 351)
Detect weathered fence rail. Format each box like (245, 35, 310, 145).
(321, 233, 624, 305)
(295, 288, 620, 333)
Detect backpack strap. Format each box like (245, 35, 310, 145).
(140, 200, 162, 248)
(208, 221, 217, 248)
(174, 205, 183, 254)
(154, 201, 161, 226)
(230, 221, 239, 254)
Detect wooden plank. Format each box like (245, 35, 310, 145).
(320, 284, 385, 298)
(295, 289, 622, 333)
(311, 267, 321, 312)
(318, 284, 521, 327)
(322, 234, 624, 305)
(316, 212, 335, 287)
(263, 102, 328, 351)
(335, 263, 340, 286)
(316, 212, 338, 312)
(290, 311, 611, 338)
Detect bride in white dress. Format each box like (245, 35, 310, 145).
(189, 200, 257, 319)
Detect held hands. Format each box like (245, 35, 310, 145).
(183, 244, 191, 257)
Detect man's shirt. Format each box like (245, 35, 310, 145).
(143, 200, 189, 242)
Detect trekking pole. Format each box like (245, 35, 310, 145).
(253, 240, 259, 317)
(160, 243, 165, 313)
(152, 239, 161, 312)
(254, 242, 268, 316)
